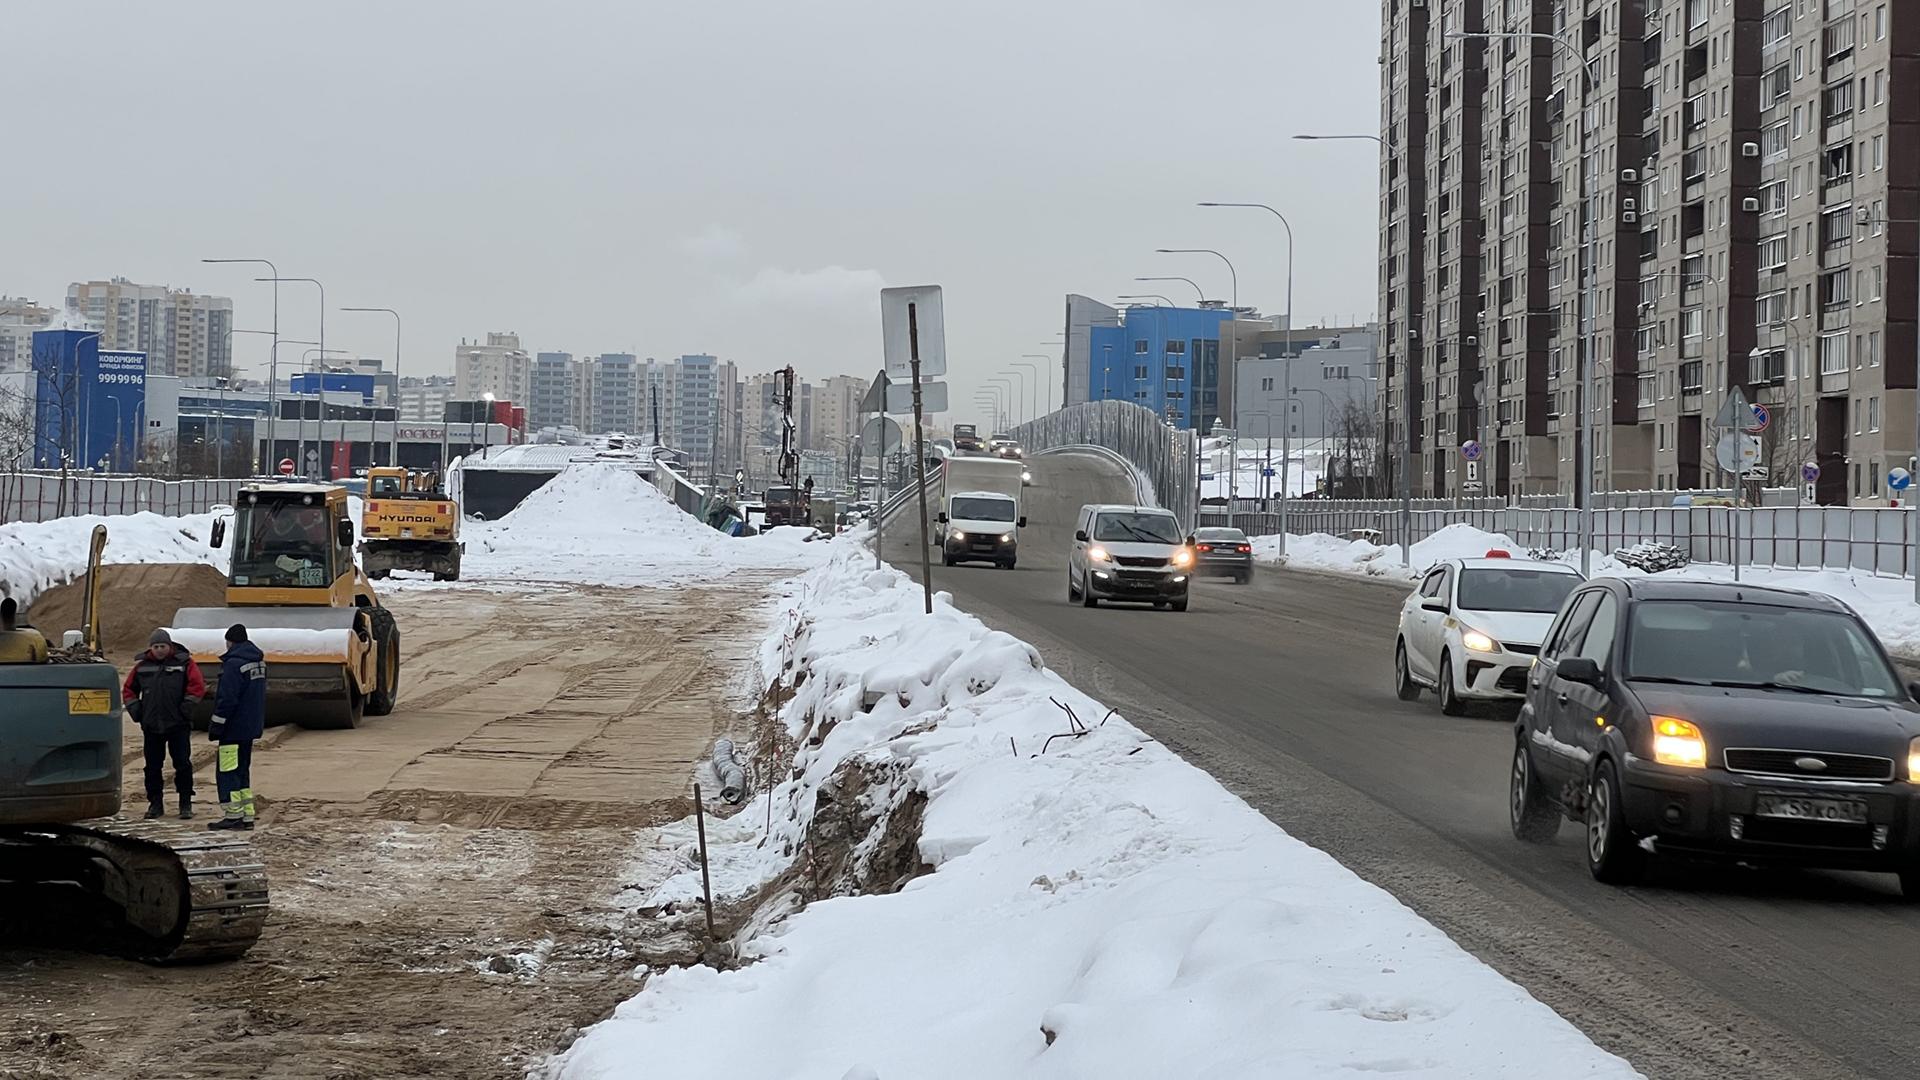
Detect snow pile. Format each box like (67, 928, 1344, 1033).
(545, 545, 1639, 1080)
(425, 463, 831, 588)
(0, 510, 226, 609)
(168, 626, 350, 660)
(1258, 522, 1920, 656)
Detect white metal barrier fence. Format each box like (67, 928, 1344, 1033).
(0, 473, 251, 524)
(1008, 401, 1199, 528)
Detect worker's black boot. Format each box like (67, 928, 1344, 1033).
(208, 817, 251, 831)
(143, 802, 164, 819)
(179, 797, 193, 820)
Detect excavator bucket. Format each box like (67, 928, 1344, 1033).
(168, 606, 372, 730)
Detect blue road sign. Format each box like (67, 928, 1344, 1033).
(1889, 467, 1912, 491)
(1461, 440, 1483, 462)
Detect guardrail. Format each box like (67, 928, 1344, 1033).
(1008, 401, 1198, 528)
(0, 473, 251, 524)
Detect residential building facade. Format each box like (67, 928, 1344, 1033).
(1086, 304, 1232, 431)
(453, 332, 531, 404)
(529, 351, 575, 431)
(0, 297, 54, 374)
(65, 278, 232, 379)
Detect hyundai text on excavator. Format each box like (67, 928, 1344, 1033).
(168, 482, 401, 730)
(359, 467, 462, 581)
(1, 525, 269, 962)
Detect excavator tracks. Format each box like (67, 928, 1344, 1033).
(2, 817, 268, 964)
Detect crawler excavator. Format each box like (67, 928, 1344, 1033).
(170, 482, 401, 730)
(0, 525, 269, 962)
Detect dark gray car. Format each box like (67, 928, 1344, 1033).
(1193, 527, 1254, 583)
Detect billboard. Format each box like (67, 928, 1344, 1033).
(30, 329, 148, 472)
(289, 371, 376, 402)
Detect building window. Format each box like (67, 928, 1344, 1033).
(1134, 365, 1149, 379)
(1134, 339, 1148, 354)
(1164, 340, 1187, 355)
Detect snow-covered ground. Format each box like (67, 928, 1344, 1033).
(547, 544, 1639, 1080)
(1258, 522, 1920, 656)
(0, 509, 228, 609)
(1199, 436, 1321, 501)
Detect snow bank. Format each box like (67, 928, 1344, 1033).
(397, 463, 831, 590)
(0, 510, 225, 609)
(168, 626, 350, 660)
(546, 546, 1639, 1080)
(1257, 522, 1920, 656)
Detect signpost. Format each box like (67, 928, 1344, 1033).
(886, 380, 947, 414)
(1746, 402, 1770, 433)
(881, 286, 944, 614)
(861, 410, 903, 571)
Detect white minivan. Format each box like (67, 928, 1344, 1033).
(1067, 504, 1194, 611)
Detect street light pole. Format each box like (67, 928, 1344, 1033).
(203, 258, 278, 385)
(299, 346, 351, 478)
(1021, 354, 1056, 415)
(1011, 361, 1041, 422)
(989, 377, 1018, 427)
(342, 306, 402, 467)
(267, 338, 319, 473)
(1134, 276, 1207, 304)
(219, 327, 274, 474)
(1293, 132, 1412, 566)
(1442, 31, 1597, 574)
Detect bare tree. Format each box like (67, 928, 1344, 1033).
(1329, 398, 1378, 498)
(0, 382, 35, 522)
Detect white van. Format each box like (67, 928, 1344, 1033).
(1067, 504, 1194, 611)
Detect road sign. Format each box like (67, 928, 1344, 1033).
(859, 415, 904, 454)
(1890, 467, 1913, 492)
(886, 380, 947, 414)
(1802, 460, 1821, 483)
(1712, 385, 1753, 430)
(1462, 481, 1483, 492)
(1465, 459, 1480, 481)
(1715, 432, 1761, 473)
(1262, 468, 1276, 477)
(278, 458, 295, 475)
(860, 371, 889, 414)
(1460, 439, 1482, 462)
(879, 286, 947, 379)
(1746, 402, 1771, 433)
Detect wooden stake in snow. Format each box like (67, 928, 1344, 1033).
(693, 782, 717, 945)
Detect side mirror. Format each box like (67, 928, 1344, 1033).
(210, 519, 226, 549)
(1420, 597, 1449, 613)
(1016, 516, 1027, 529)
(1555, 656, 1605, 688)
(336, 518, 355, 548)
(1074, 529, 1089, 543)
(1186, 535, 1197, 546)
(1907, 681, 1920, 703)
(936, 512, 949, 524)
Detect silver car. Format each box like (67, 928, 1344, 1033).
(1066, 504, 1194, 611)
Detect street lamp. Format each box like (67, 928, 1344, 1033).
(988, 377, 1018, 427)
(1442, 30, 1598, 575)
(481, 392, 496, 459)
(342, 306, 401, 466)
(265, 338, 319, 472)
(1011, 361, 1041, 421)
(203, 258, 278, 383)
(299, 346, 351, 477)
(1134, 276, 1206, 303)
(1293, 131, 1412, 566)
(219, 328, 274, 475)
(1021, 354, 1055, 415)
(1000, 370, 1029, 426)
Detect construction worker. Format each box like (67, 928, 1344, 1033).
(124, 629, 206, 820)
(207, 624, 268, 830)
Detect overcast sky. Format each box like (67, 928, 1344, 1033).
(4, 0, 1381, 429)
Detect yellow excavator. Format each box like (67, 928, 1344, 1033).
(360, 466, 463, 581)
(169, 482, 401, 730)
(1, 525, 269, 962)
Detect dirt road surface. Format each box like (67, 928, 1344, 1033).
(2, 573, 787, 1080)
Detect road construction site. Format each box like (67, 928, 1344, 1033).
(2, 564, 788, 1080)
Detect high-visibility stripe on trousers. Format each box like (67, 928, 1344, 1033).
(216, 740, 255, 821)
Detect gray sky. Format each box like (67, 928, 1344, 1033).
(4, 0, 1381, 429)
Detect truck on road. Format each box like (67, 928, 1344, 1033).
(952, 423, 983, 454)
(933, 456, 1027, 568)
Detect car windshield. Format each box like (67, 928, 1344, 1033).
(1195, 528, 1248, 543)
(1457, 568, 1581, 614)
(1625, 600, 1905, 698)
(231, 501, 334, 588)
(766, 486, 797, 502)
(1093, 512, 1182, 544)
(953, 496, 1016, 522)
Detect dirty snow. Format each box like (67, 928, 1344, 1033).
(546, 544, 1639, 1080)
(0, 510, 227, 609)
(1259, 521, 1920, 656)
(167, 626, 352, 660)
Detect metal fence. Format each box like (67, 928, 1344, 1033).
(0, 473, 251, 524)
(1200, 503, 1916, 577)
(650, 450, 707, 518)
(1009, 400, 1199, 528)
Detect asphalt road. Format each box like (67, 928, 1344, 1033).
(882, 449, 1920, 1080)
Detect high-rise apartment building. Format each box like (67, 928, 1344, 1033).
(1382, 0, 1914, 504)
(398, 375, 456, 422)
(0, 297, 54, 374)
(585, 353, 640, 435)
(453, 332, 531, 404)
(812, 374, 871, 454)
(65, 278, 232, 379)
(529, 351, 576, 431)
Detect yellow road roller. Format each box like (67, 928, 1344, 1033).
(170, 483, 400, 730)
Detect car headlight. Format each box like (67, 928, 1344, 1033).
(999, 533, 1013, 542)
(1652, 716, 1707, 769)
(1909, 736, 1920, 783)
(1087, 545, 1110, 562)
(951, 530, 967, 541)
(1172, 548, 1194, 568)
(1022, 471, 1032, 483)
(1460, 628, 1500, 653)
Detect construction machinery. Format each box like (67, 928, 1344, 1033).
(360, 466, 463, 581)
(169, 482, 401, 730)
(1, 525, 269, 962)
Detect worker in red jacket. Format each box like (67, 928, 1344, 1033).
(123, 629, 207, 819)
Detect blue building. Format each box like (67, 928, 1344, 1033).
(30, 329, 147, 471)
(1087, 305, 1231, 431)
(288, 371, 377, 403)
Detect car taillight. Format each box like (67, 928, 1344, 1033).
(1236, 544, 1252, 553)
(1197, 544, 1213, 552)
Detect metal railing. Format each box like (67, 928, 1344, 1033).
(0, 473, 252, 524)
(1009, 400, 1198, 527)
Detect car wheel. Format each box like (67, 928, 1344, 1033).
(1509, 741, 1560, 843)
(1900, 866, 1920, 902)
(942, 554, 955, 567)
(1393, 641, 1421, 701)
(1237, 571, 1251, 585)
(1168, 595, 1189, 612)
(1067, 573, 1079, 601)
(1080, 572, 1098, 608)
(1438, 651, 1468, 716)
(1586, 761, 1646, 885)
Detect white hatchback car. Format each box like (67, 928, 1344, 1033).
(1393, 553, 1585, 715)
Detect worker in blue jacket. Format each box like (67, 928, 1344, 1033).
(207, 624, 268, 831)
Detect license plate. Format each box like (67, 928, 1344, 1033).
(1754, 794, 1869, 824)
